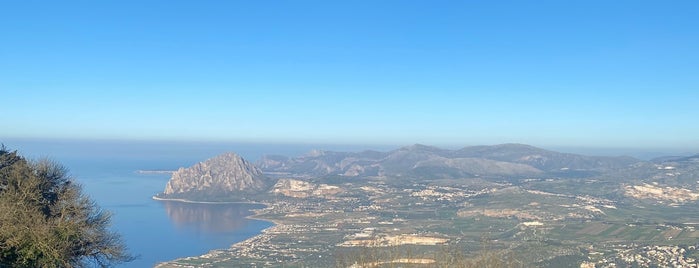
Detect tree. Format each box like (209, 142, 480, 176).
(0, 146, 133, 267)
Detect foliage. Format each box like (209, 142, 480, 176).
(0, 146, 133, 267)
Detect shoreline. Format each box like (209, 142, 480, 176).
(151, 195, 266, 206)
(152, 194, 282, 227)
(152, 194, 282, 225)
(247, 213, 283, 226)
(152, 196, 283, 267)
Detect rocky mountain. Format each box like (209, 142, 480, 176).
(258, 144, 641, 180)
(257, 149, 388, 177)
(159, 153, 269, 201)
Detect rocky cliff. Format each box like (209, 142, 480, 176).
(160, 152, 268, 200)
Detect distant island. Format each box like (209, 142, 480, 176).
(155, 144, 699, 267)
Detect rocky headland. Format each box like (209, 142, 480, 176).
(155, 152, 270, 202)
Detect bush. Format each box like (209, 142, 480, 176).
(0, 146, 133, 267)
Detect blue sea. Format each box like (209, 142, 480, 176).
(2, 139, 392, 267)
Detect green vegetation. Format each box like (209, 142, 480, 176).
(0, 146, 132, 267)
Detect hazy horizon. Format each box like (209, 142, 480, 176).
(2, 137, 695, 162)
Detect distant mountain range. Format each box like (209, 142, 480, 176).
(257, 143, 640, 180)
(156, 144, 699, 202)
(651, 154, 699, 163)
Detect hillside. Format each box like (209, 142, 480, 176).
(258, 143, 641, 180)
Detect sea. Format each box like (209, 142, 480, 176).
(2, 139, 392, 267)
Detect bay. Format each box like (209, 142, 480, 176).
(49, 152, 273, 267)
(80, 167, 273, 267)
(1, 140, 279, 267)
(2, 139, 391, 267)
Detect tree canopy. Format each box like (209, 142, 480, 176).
(0, 146, 133, 267)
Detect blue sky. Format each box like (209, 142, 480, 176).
(2, 1, 698, 149)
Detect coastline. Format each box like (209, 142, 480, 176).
(152, 194, 282, 228)
(151, 195, 266, 206)
(246, 212, 283, 226)
(153, 196, 282, 267)
(152, 194, 282, 225)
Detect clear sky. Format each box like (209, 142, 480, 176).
(2, 1, 698, 149)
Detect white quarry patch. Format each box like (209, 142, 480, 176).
(271, 178, 343, 198)
(521, 221, 544, 227)
(354, 258, 437, 267)
(339, 234, 448, 247)
(625, 183, 699, 203)
(583, 205, 604, 214)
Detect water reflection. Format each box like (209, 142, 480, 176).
(162, 201, 265, 234)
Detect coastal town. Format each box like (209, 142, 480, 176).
(157, 176, 699, 267)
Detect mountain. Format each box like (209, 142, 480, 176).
(651, 154, 699, 164)
(158, 153, 269, 201)
(259, 143, 641, 180)
(257, 150, 388, 177)
(452, 143, 639, 172)
(157, 144, 646, 200)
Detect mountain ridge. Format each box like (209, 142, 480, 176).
(257, 143, 641, 180)
(156, 144, 650, 201)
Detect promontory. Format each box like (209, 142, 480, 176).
(155, 152, 270, 202)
